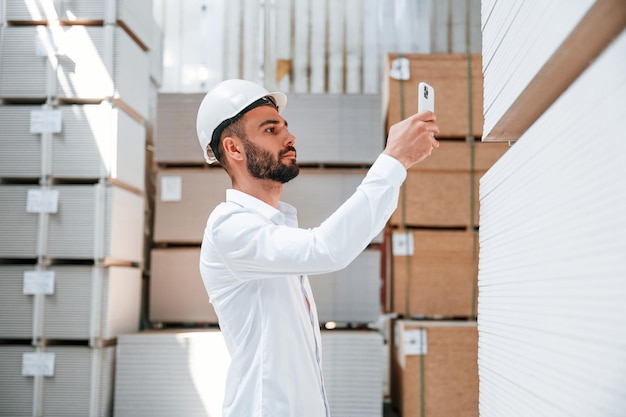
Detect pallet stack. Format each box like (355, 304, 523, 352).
(0, 0, 157, 415)
(382, 53, 509, 417)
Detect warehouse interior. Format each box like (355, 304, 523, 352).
(0, 0, 625, 416)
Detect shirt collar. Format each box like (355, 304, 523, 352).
(226, 189, 297, 226)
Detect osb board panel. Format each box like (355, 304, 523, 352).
(390, 141, 509, 228)
(384, 54, 483, 138)
(391, 230, 478, 317)
(391, 171, 474, 228)
(392, 321, 478, 417)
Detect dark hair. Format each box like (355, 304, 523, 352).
(210, 96, 278, 162)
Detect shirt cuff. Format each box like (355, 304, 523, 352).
(370, 153, 407, 187)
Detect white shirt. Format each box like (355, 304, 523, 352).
(199, 153, 406, 417)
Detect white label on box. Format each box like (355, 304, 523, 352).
(26, 189, 59, 213)
(30, 109, 62, 133)
(404, 329, 427, 355)
(392, 232, 414, 256)
(22, 353, 55, 377)
(389, 57, 410, 80)
(161, 176, 183, 202)
(23, 271, 55, 295)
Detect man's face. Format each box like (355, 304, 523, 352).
(241, 105, 299, 183)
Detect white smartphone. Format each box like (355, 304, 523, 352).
(418, 82, 435, 113)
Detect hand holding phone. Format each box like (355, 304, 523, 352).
(418, 82, 435, 113)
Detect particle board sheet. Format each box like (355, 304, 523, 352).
(309, 249, 382, 324)
(481, 0, 626, 141)
(478, 29, 626, 417)
(153, 93, 205, 164)
(390, 320, 478, 417)
(0, 184, 145, 262)
(321, 330, 384, 417)
(279, 94, 383, 164)
(383, 54, 483, 138)
(0, 345, 115, 417)
(0, 104, 146, 191)
(391, 230, 478, 318)
(389, 141, 509, 228)
(0, 26, 149, 118)
(149, 248, 218, 325)
(114, 329, 230, 417)
(0, 264, 141, 340)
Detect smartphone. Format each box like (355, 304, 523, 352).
(418, 82, 435, 113)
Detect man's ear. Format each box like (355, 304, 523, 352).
(222, 137, 245, 162)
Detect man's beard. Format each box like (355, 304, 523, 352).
(242, 139, 300, 183)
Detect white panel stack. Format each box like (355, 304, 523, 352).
(153, 93, 205, 164)
(481, 0, 624, 141)
(0, 345, 116, 417)
(0, 184, 144, 261)
(0, 265, 142, 340)
(3, 0, 153, 50)
(0, 25, 149, 118)
(114, 329, 230, 417)
(322, 330, 384, 417)
(114, 329, 383, 417)
(279, 94, 383, 164)
(0, 103, 145, 190)
(478, 29, 626, 417)
(310, 249, 382, 324)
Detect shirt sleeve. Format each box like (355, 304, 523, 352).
(209, 153, 406, 280)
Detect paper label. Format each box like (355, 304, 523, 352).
(30, 109, 62, 134)
(22, 353, 55, 377)
(404, 329, 427, 355)
(161, 176, 183, 202)
(389, 57, 410, 80)
(392, 232, 414, 256)
(26, 189, 59, 213)
(23, 271, 55, 295)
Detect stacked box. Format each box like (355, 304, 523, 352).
(150, 167, 383, 325)
(383, 54, 483, 138)
(0, 2, 154, 415)
(0, 344, 116, 417)
(391, 320, 478, 417)
(382, 54, 507, 416)
(391, 230, 478, 318)
(389, 141, 509, 229)
(0, 264, 142, 340)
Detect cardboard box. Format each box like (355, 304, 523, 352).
(389, 141, 509, 228)
(383, 54, 483, 138)
(391, 320, 478, 417)
(391, 230, 478, 318)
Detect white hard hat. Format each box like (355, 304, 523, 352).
(196, 79, 287, 164)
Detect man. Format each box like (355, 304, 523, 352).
(196, 79, 439, 417)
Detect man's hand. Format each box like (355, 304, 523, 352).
(383, 111, 440, 169)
